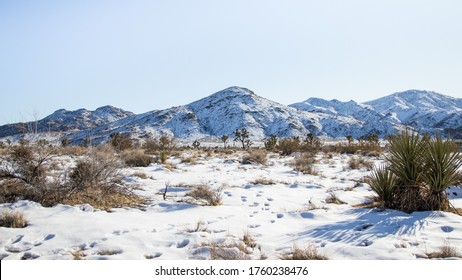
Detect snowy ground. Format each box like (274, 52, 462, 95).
(1, 150, 461, 260)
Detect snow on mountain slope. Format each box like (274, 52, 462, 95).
(290, 98, 400, 138)
(0, 106, 134, 138)
(365, 90, 462, 135)
(68, 87, 396, 144)
(1, 88, 459, 143)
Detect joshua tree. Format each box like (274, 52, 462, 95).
(264, 134, 278, 151)
(234, 128, 251, 150)
(192, 140, 201, 149)
(220, 134, 229, 148)
(346, 135, 354, 145)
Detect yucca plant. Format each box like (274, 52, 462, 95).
(367, 165, 397, 208)
(422, 136, 462, 211)
(386, 129, 427, 186)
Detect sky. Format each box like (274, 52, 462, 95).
(1, 0, 461, 125)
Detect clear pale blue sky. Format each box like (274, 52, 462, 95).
(1, 0, 461, 125)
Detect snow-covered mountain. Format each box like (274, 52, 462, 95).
(365, 90, 462, 136)
(66, 87, 401, 144)
(1, 87, 459, 143)
(0, 106, 134, 138)
(290, 98, 399, 137)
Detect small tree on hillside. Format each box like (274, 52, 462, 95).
(221, 134, 229, 148)
(346, 135, 354, 145)
(192, 140, 201, 149)
(234, 128, 251, 150)
(264, 134, 278, 151)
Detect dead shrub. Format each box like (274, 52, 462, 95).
(0, 210, 28, 228)
(60, 145, 146, 210)
(242, 150, 267, 165)
(250, 178, 275, 185)
(280, 244, 328, 260)
(0, 142, 56, 202)
(348, 156, 374, 170)
(294, 153, 318, 175)
(143, 135, 176, 154)
(427, 240, 461, 259)
(277, 137, 301, 156)
(325, 192, 346, 204)
(187, 185, 223, 206)
(121, 149, 154, 167)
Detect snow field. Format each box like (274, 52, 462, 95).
(1, 150, 461, 260)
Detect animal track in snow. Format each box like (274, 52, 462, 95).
(177, 239, 190, 248)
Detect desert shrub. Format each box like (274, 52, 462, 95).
(367, 130, 462, 212)
(264, 134, 278, 151)
(187, 185, 222, 206)
(366, 165, 397, 208)
(0, 142, 56, 202)
(242, 150, 267, 165)
(325, 192, 346, 204)
(121, 149, 154, 167)
(294, 153, 318, 175)
(348, 156, 374, 170)
(280, 244, 328, 260)
(303, 133, 322, 153)
(422, 136, 462, 211)
(109, 132, 133, 151)
(427, 240, 461, 259)
(250, 178, 275, 185)
(60, 145, 146, 209)
(0, 210, 27, 228)
(143, 135, 176, 153)
(159, 150, 168, 164)
(277, 137, 301, 156)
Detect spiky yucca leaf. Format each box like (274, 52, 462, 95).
(422, 136, 461, 193)
(367, 165, 397, 207)
(386, 130, 427, 186)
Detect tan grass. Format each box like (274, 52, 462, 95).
(0, 210, 28, 228)
(280, 244, 328, 260)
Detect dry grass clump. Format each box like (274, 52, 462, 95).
(325, 192, 346, 205)
(348, 156, 374, 170)
(250, 177, 275, 185)
(242, 150, 267, 165)
(0, 210, 28, 228)
(187, 185, 223, 206)
(294, 153, 318, 175)
(280, 244, 328, 260)
(206, 241, 251, 260)
(426, 240, 461, 259)
(121, 149, 154, 167)
(187, 220, 209, 233)
(132, 171, 148, 179)
(197, 233, 262, 260)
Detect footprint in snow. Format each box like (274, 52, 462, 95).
(0, 253, 9, 260)
(441, 226, 454, 233)
(21, 251, 40, 260)
(355, 224, 373, 231)
(145, 252, 162, 259)
(277, 213, 284, 219)
(359, 240, 373, 247)
(33, 234, 56, 247)
(176, 239, 190, 248)
(248, 224, 261, 229)
(267, 198, 274, 202)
